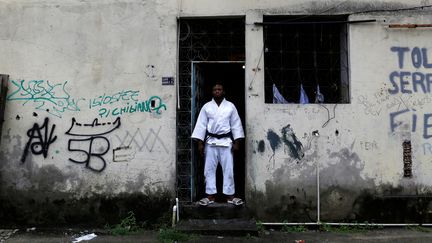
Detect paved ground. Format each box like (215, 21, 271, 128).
(5, 227, 432, 242)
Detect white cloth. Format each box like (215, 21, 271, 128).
(272, 84, 288, 104)
(191, 98, 244, 146)
(315, 84, 324, 103)
(204, 144, 234, 195)
(300, 84, 309, 104)
(191, 98, 244, 196)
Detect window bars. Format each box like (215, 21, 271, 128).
(263, 16, 350, 104)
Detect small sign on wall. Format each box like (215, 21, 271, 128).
(162, 77, 174, 85)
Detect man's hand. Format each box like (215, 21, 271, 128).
(198, 140, 205, 157)
(232, 140, 240, 153)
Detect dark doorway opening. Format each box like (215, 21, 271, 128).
(192, 62, 245, 202)
(176, 17, 245, 202)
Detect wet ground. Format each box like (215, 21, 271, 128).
(5, 227, 432, 242)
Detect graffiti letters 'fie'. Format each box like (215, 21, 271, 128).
(21, 118, 57, 163)
(66, 117, 120, 172)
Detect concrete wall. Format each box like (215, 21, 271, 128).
(244, 7, 432, 222)
(0, 0, 178, 225)
(0, 0, 431, 225)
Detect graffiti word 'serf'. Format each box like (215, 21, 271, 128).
(7, 80, 82, 118)
(388, 47, 432, 94)
(388, 47, 432, 139)
(98, 96, 167, 118)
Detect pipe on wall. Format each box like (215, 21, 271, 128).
(262, 222, 432, 227)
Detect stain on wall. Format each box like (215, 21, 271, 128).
(281, 124, 304, 160)
(266, 129, 281, 161)
(257, 140, 265, 153)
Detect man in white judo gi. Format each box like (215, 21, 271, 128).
(192, 83, 245, 206)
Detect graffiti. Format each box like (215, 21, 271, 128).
(422, 142, 432, 155)
(388, 47, 432, 95)
(389, 108, 432, 139)
(21, 118, 57, 163)
(88, 90, 139, 109)
(265, 125, 304, 162)
(66, 117, 120, 172)
(7, 80, 83, 118)
(88, 89, 167, 118)
(357, 95, 382, 116)
(66, 117, 121, 136)
(386, 47, 432, 140)
(114, 127, 168, 153)
(113, 146, 135, 162)
(281, 125, 304, 160)
(98, 96, 167, 118)
(144, 64, 157, 80)
(391, 47, 432, 69)
(266, 129, 281, 162)
(359, 140, 378, 151)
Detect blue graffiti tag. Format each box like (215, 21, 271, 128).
(388, 47, 432, 94)
(7, 80, 83, 118)
(97, 95, 167, 118)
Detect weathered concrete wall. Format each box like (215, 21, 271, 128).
(0, 0, 178, 225)
(245, 10, 432, 222)
(1, 0, 432, 225)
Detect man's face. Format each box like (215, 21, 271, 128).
(212, 84, 224, 98)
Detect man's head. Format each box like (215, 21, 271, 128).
(212, 83, 224, 99)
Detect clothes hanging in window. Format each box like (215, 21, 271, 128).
(272, 84, 288, 104)
(315, 84, 324, 103)
(299, 84, 309, 104)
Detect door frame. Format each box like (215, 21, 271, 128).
(190, 61, 245, 201)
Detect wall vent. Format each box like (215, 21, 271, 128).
(403, 140, 412, 178)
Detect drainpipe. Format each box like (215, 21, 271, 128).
(262, 222, 432, 227)
(316, 149, 320, 223)
(176, 198, 180, 222)
(172, 205, 177, 227)
(312, 130, 320, 223)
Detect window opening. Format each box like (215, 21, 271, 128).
(263, 16, 350, 104)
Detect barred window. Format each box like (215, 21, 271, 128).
(263, 16, 350, 104)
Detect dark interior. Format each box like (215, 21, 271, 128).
(194, 62, 245, 202)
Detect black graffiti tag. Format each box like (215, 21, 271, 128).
(66, 117, 120, 172)
(21, 117, 57, 163)
(68, 136, 110, 172)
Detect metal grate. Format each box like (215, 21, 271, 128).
(403, 140, 412, 178)
(177, 18, 245, 202)
(263, 16, 350, 104)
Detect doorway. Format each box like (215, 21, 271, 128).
(176, 17, 245, 202)
(191, 62, 245, 201)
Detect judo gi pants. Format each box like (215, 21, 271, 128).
(204, 144, 234, 196)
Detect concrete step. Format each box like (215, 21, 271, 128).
(179, 202, 254, 219)
(176, 218, 258, 236)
